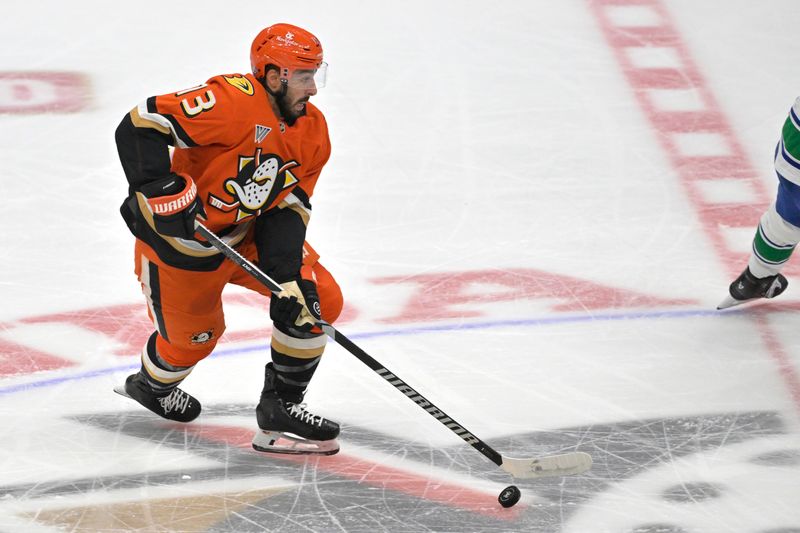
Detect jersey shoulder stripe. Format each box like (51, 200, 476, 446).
(130, 97, 198, 148)
(774, 97, 800, 185)
(781, 101, 800, 160)
(150, 74, 260, 148)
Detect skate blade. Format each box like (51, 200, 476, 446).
(717, 295, 748, 310)
(252, 430, 340, 456)
(113, 385, 132, 399)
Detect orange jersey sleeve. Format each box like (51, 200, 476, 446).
(136, 74, 328, 226)
(122, 73, 331, 268)
(145, 76, 251, 149)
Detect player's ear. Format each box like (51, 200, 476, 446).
(265, 67, 282, 93)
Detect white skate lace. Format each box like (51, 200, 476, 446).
(158, 389, 190, 414)
(287, 403, 323, 427)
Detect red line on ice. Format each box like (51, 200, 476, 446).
(188, 424, 523, 521)
(588, 0, 800, 414)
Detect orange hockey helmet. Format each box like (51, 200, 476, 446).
(250, 23, 326, 85)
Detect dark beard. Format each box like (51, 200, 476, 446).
(276, 92, 307, 126)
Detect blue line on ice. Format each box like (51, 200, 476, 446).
(0, 306, 737, 396)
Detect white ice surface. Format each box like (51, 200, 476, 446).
(1, 1, 800, 532)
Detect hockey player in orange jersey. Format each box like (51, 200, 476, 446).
(114, 23, 342, 455)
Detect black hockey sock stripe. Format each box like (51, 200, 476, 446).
(137, 362, 180, 392)
(144, 332, 192, 372)
(271, 351, 320, 389)
(139, 331, 194, 391)
(147, 261, 169, 342)
(139, 371, 180, 392)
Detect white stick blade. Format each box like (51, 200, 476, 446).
(500, 451, 592, 479)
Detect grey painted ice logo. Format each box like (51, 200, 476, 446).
(2, 410, 791, 533)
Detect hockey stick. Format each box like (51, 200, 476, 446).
(194, 221, 592, 479)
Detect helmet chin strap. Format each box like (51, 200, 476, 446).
(259, 78, 304, 127)
(264, 79, 288, 99)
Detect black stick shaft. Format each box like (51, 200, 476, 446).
(195, 222, 504, 467)
(195, 223, 283, 294)
(320, 324, 503, 466)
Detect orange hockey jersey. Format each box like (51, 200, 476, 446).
(116, 73, 330, 270)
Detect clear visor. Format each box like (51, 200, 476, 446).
(286, 61, 328, 89)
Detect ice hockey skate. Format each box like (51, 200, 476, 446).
(252, 363, 340, 456)
(717, 267, 788, 310)
(114, 372, 201, 423)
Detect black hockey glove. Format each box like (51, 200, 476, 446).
(269, 278, 322, 332)
(140, 173, 206, 240)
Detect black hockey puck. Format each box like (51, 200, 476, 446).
(498, 485, 521, 508)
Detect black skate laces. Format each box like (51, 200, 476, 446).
(286, 403, 324, 427)
(158, 388, 191, 414)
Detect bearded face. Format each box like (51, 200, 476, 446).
(275, 86, 308, 126)
(264, 67, 320, 126)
